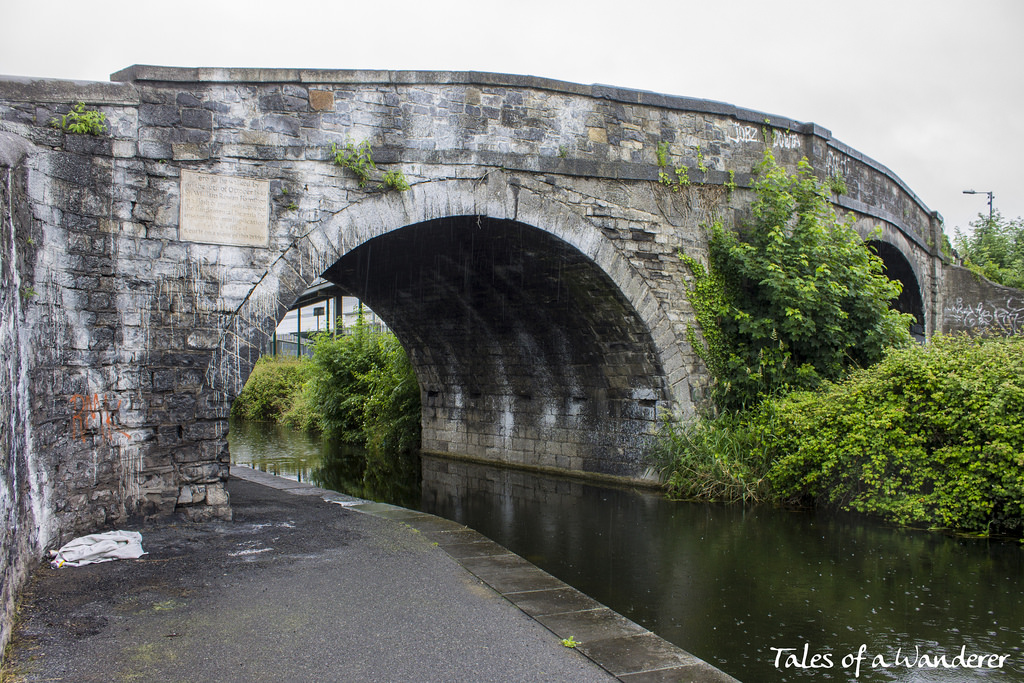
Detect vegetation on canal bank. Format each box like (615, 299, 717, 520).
(953, 211, 1024, 290)
(658, 333, 1024, 536)
(658, 148, 1024, 537)
(765, 333, 1024, 535)
(681, 148, 914, 413)
(230, 356, 312, 425)
(231, 314, 421, 458)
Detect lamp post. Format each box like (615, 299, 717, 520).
(963, 189, 994, 222)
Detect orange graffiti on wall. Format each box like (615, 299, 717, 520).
(69, 394, 130, 443)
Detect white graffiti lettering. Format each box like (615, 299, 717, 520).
(774, 131, 801, 150)
(728, 124, 759, 144)
(826, 151, 850, 180)
(944, 297, 1024, 334)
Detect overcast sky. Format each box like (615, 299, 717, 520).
(2, 0, 1021, 236)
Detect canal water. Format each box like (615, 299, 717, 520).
(229, 419, 1024, 682)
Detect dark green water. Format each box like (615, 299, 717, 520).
(229, 419, 1024, 682)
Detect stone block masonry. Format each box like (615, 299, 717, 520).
(0, 66, 1015, 655)
(0, 131, 45, 657)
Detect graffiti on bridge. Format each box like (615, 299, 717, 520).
(70, 394, 130, 444)
(943, 298, 1024, 334)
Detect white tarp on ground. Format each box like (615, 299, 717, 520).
(49, 530, 146, 568)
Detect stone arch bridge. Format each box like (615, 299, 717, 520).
(1, 67, 1020, 580)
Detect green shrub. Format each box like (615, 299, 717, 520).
(654, 410, 774, 504)
(279, 381, 320, 431)
(685, 148, 913, 411)
(231, 356, 312, 422)
(765, 334, 1024, 535)
(359, 332, 421, 457)
(232, 313, 422, 459)
(309, 318, 379, 443)
(309, 314, 421, 454)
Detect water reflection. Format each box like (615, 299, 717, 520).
(227, 419, 323, 483)
(314, 441, 420, 509)
(228, 418, 421, 509)
(229, 420, 1024, 682)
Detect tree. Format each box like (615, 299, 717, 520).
(953, 211, 1024, 290)
(685, 149, 913, 411)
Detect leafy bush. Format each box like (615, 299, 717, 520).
(685, 149, 913, 411)
(279, 381, 320, 431)
(953, 211, 1024, 289)
(230, 356, 312, 422)
(309, 314, 421, 454)
(765, 334, 1024, 535)
(359, 332, 421, 457)
(232, 312, 422, 461)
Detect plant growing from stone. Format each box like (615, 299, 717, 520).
(696, 144, 708, 174)
(827, 172, 847, 196)
(656, 141, 692, 192)
(656, 141, 670, 167)
(382, 169, 410, 192)
(331, 140, 376, 187)
(51, 102, 106, 135)
(330, 139, 409, 192)
(725, 169, 738, 200)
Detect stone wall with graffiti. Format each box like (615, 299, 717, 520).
(941, 264, 1024, 335)
(0, 132, 51, 655)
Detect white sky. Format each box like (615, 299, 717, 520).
(2, 0, 1021, 237)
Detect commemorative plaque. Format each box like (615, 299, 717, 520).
(179, 170, 270, 247)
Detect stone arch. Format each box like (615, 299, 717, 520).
(208, 174, 695, 477)
(866, 238, 926, 339)
(850, 217, 928, 339)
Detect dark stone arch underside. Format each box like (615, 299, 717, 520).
(322, 216, 670, 477)
(869, 240, 926, 339)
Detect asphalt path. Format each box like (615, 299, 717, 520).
(5, 476, 617, 682)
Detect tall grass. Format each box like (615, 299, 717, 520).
(653, 411, 774, 504)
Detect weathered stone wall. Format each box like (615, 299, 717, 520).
(0, 67, 1000, 648)
(940, 264, 1024, 334)
(0, 132, 45, 655)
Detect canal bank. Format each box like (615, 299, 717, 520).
(3, 467, 737, 682)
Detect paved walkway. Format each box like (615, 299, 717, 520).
(4, 468, 738, 682)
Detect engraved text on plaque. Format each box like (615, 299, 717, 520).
(179, 170, 270, 247)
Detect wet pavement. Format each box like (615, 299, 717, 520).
(4, 467, 737, 682)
